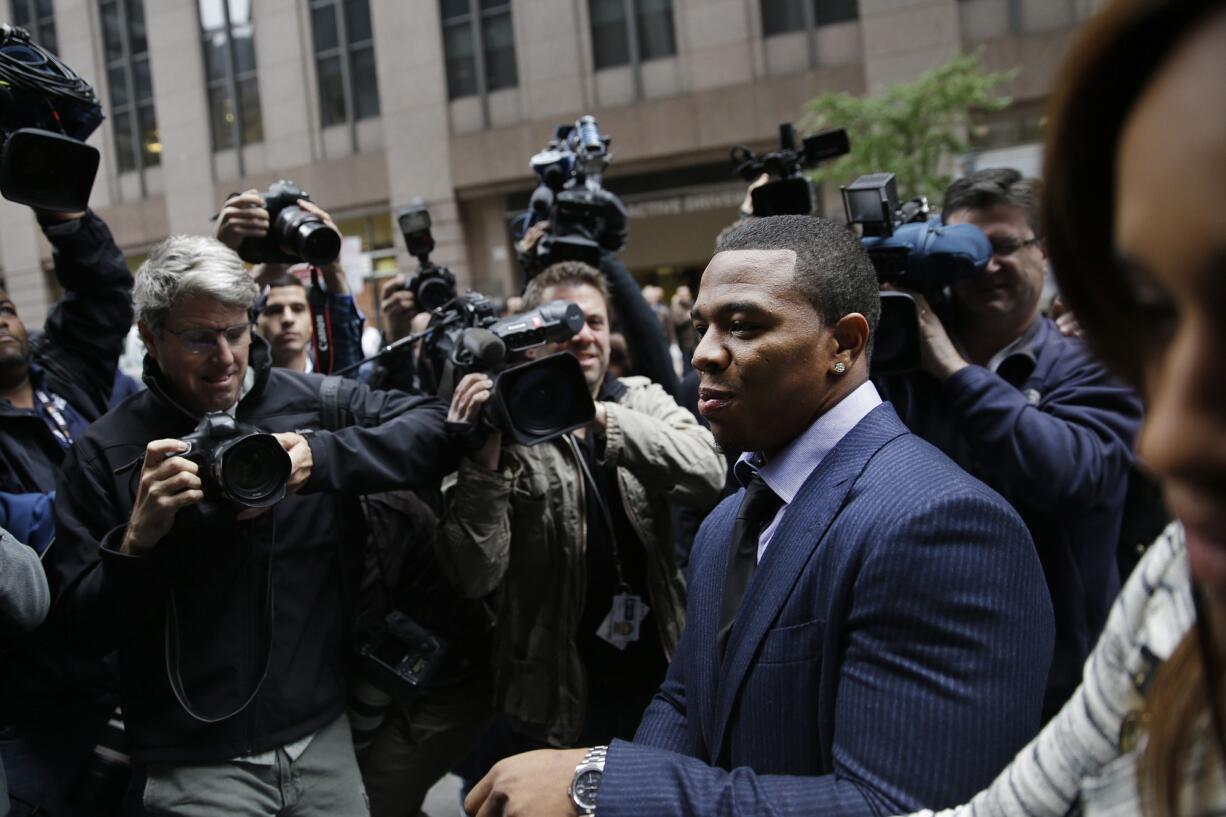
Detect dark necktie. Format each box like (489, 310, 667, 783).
(717, 474, 784, 660)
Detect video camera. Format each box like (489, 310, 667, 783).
(236, 180, 342, 267)
(397, 199, 458, 312)
(841, 173, 992, 373)
(175, 413, 291, 516)
(520, 115, 627, 273)
(0, 24, 103, 212)
(730, 124, 849, 217)
(725, 122, 996, 374)
(422, 292, 595, 446)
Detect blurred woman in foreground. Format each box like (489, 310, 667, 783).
(904, 1, 1226, 814)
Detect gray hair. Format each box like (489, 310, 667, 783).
(134, 235, 259, 329)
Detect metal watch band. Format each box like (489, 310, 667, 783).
(583, 745, 608, 767)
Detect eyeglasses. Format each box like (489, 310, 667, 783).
(989, 236, 1042, 257)
(162, 322, 253, 356)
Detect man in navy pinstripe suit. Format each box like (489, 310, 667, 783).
(465, 216, 1055, 817)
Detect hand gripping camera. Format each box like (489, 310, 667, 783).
(730, 123, 850, 216)
(177, 413, 292, 514)
(521, 115, 627, 273)
(841, 172, 993, 374)
(237, 180, 342, 267)
(424, 293, 595, 446)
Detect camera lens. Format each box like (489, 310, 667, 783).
(274, 205, 342, 266)
(219, 434, 291, 506)
(502, 363, 581, 438)
(417, 277, 455, 311)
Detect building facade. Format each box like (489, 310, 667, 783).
(0, 0, 1094, 329)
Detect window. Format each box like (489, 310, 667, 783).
(589, 0, 676, 70)
(99, 0, 160, 174)
(761, 0, 858, 37)
(440, 0, 518, 101)
(199, 0, 262, 151)
(11, 0, 57, 55)
(310, 0, 380, 127)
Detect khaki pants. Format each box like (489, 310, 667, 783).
(142, 714, 368, 816)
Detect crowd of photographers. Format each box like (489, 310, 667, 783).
(0, 7, 1207, 815)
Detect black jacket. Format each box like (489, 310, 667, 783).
(45, 338, 458, 763)
(0, 211, 133, 494)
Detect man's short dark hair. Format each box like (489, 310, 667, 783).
(264, 272, 307, 291)
(522, 261, 610, 311)
(942, 168, 1043, 237)
(714, 215, 880, 342)
(256, 272, 307, 315)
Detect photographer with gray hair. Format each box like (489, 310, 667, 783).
(44, 234, 459, 815)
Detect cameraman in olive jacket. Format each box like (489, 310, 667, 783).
(440, 261, 725, 755)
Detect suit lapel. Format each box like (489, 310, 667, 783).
(708, 404, 908, 761)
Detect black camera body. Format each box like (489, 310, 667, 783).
(424, 293, 595, 446)
(354, 610, 449, 703)
(523, 116, 626, 274)
(731, 123, 850, 216)
(840, 171, 993, 374)
(0, 25, 104, 212)
(177, 413, 291, 514)
(237, 180, 342, 267)
(397, 200, 458, 312)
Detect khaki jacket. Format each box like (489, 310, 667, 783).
(437, 377, 726, 746)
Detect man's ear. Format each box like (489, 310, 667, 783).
(137, 321, 159, 362)
(830, 312, 870, 371)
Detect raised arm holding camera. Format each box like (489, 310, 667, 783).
(43, 235, 460, 816)
(873, 167, 1144, 720)
(216, 185, 365, 376)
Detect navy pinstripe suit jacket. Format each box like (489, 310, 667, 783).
(597, 403, 1054, 817)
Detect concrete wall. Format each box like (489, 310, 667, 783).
(0, 0, 1086, 321)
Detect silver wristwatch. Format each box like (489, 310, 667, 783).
(569, 745, 607, 815)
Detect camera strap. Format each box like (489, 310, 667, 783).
(308, 266, 335, 374)
(566, 433, 629, 594)
(164, 513, 276, 724)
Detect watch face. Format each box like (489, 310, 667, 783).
(573, 769, 602, 809)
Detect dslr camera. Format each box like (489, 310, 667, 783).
(521, 115, 627, 273)
(730, 123, 850, 216)
(396, 199, 458, 312)
(176, 413, 291, 515)
(237, 180, 342, 267)
(841, 172, 993, 373)
(422, 292, 594, 446)
(0, 24, 103, 212)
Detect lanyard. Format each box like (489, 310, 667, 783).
(568, 433, 630, 594)
(34, 388, 73, 449)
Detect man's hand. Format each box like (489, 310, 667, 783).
(381, 274, 420, 342)
(216, 189, 269, 251)
(121, 440, 204, 555)
(885, 286, 968, 381)
(465, 748, 587, 817)
(739, 172, 769, 217)
(294, 199, 350, 293)
(1050, 296, 1084, 339)
(273, 432, 313, 494)
(516, 220, 550, 257)
(449, 373, 501, 471)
